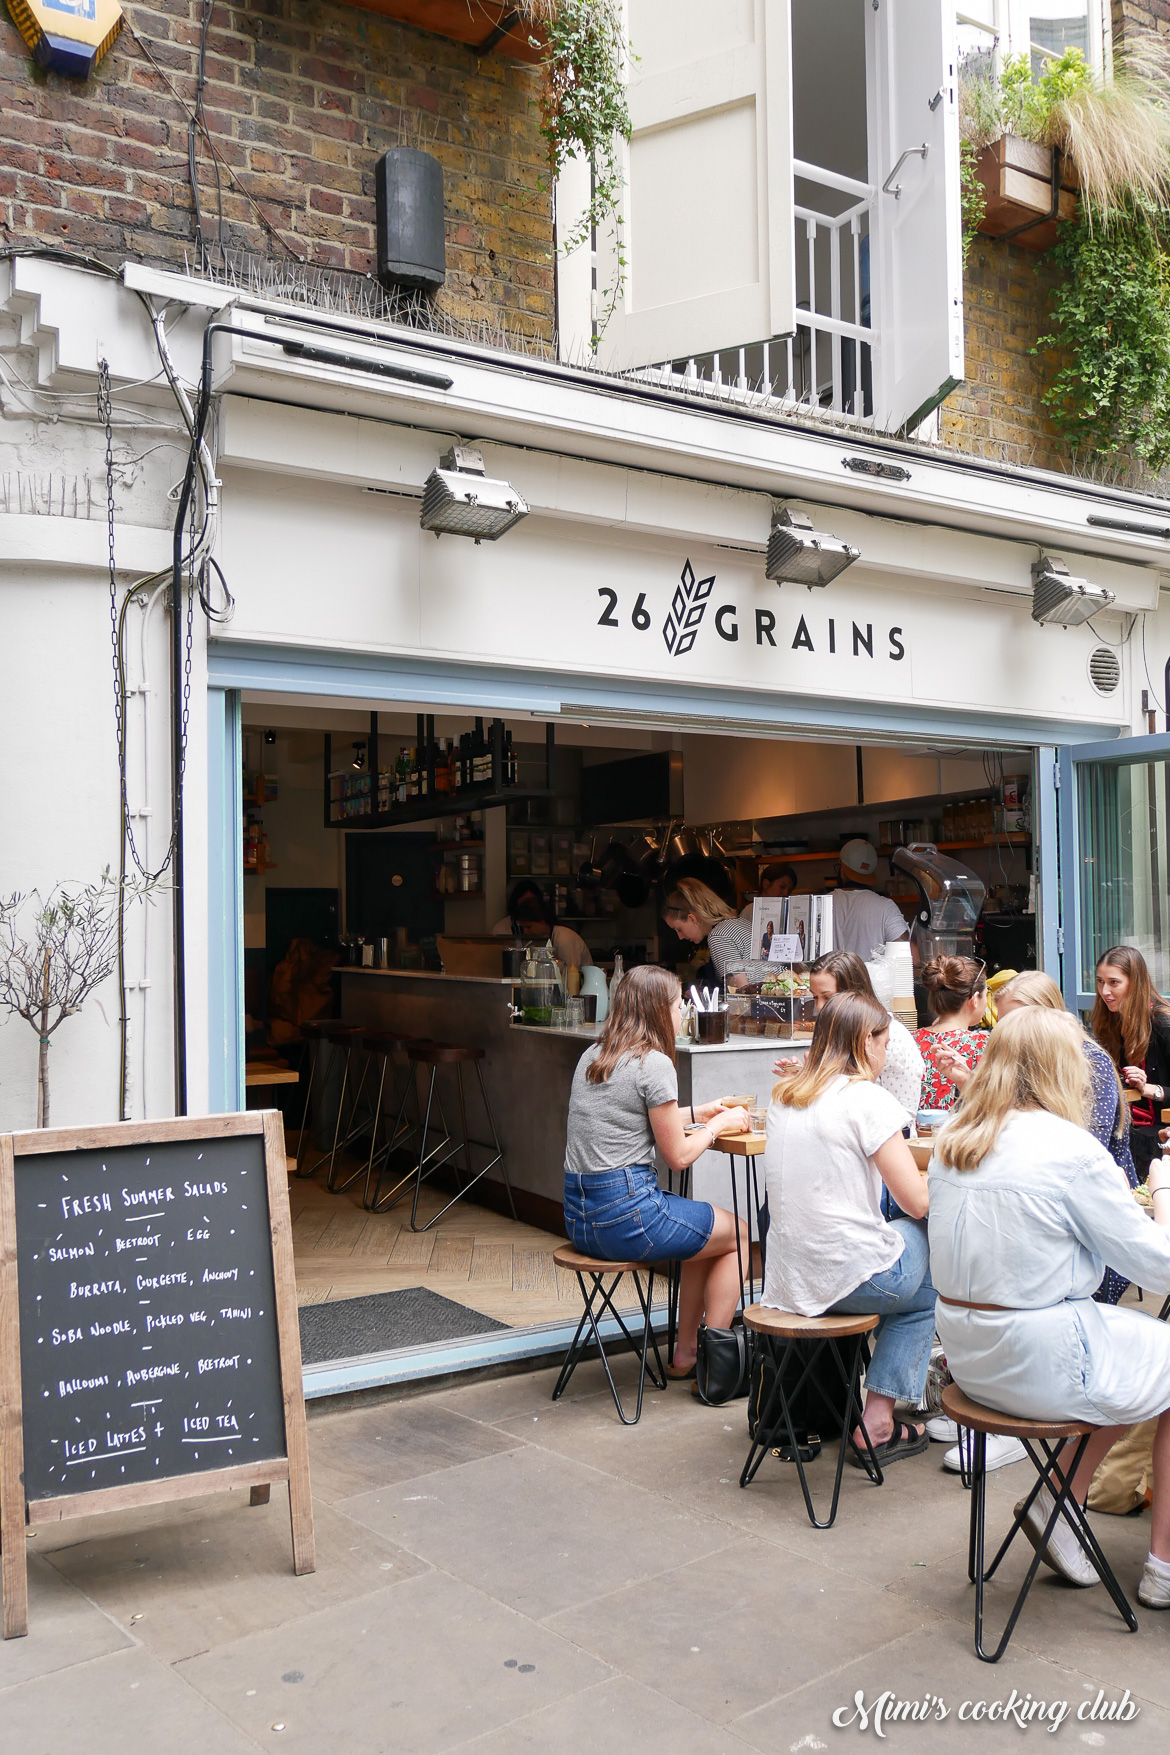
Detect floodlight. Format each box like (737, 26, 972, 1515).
(1030, 554, 1115, 627)
(765, 506, 860, 587)
(420, 446, 529, 543)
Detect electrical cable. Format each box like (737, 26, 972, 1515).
(1141, 615, 1167, 721)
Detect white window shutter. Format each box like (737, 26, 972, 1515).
(867, 0, 965, 433)
(593, 0, 795, 372)
(555, 153, 595, 362)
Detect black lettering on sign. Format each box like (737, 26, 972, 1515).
(889, 626, 905, 661)
(828, 618, 836, 654)
(631, 592, 651, 630)
(755, 608, 777, 647)
(12, 1136, 286, 1501)
(853, 622, 874, 658)
(792, 616, 814, 652)
(596, 587, 619, 627)
(715, 604, 738, 643)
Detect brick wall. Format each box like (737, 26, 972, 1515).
(940, 235, 1067, 472)
(0, 0, 555, 337)
(1112, 1, 1170, 45)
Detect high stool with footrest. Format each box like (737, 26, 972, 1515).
(940, 1381, 1139, 1663)
(739, 1306, 883, 1528)
(551, 1246, 667, 1425)
(368, 1041, 515, 1232)
(293, 1021, 365, 1180)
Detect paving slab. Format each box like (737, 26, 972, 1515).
(0, 1552, 132, 1693)
(732, 1621, 1167, 1753)
(3, 1644, 261, 1755)
(336, 1440, 740, 1620)
(176, 1567, 610, 1755)
(447, 1674, 757, 1754)
(546, 1533, 930, 1725)
(44, 1485, 429, 1663)
(307, 1398, 525, 1502)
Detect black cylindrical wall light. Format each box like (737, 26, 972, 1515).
(374, 148, 446, 293)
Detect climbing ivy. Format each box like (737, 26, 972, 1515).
(1034, 202, 1170, 470)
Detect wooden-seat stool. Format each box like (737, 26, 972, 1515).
(551, 1246, 666, 1426)
(739, 1305, 883, 1528)
(941, 1382, 1139, 1663)
(369, 1042, 515, 1232)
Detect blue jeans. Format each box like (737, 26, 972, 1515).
(830, 1218, 936, 1407)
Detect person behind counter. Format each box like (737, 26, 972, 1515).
(662, 877, 749, 980)
(928, 1007, 1170, 1605)
(563, 964, 751, 1379)
(830, 839, 910, 961)
(765, 991, 935, 1464)
(913, 955, 989, 1110)
(1091, 944, 1170, 1185)
(492, 878, 592, 972)
(738, 862, 798, 923)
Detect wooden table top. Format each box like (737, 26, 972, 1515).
(909, 1140, 933, 1172)
(710, 1131, 766, 1155)
(245, 1066, 301, 1087)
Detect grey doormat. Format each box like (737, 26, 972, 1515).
(298, 1286, 509, 1364)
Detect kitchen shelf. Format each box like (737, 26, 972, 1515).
(434, 840, 485, 850)
(878, 836, 1030, 854)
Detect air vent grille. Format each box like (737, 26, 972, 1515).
(1088, 647, 1121, 695)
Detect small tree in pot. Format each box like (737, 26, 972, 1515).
(0, 870, 160, 1127)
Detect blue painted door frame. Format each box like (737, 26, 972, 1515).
(208, 686, 245, 1114)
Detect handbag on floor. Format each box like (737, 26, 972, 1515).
(695, 1320, 750, 1404)
(748, 1332, 864, 1454)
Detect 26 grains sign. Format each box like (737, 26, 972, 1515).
(596, 560, 906, 666)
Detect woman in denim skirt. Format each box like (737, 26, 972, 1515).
(564, 964, 751, 1379)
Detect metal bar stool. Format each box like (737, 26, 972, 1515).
(359, 1030, 437, 1210)
(293, 1021, 356, 1178)
(370, 1042, 515, 1232)
(941, 1383, 1138, 1664)
(739, 1306, 883, 1528)
(320, 1025, 377, 1192)
(551, 1246, 667, 1425)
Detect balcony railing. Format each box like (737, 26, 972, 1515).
(642, 160, 877, 424)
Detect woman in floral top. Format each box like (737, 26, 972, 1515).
(913, 955, 989, 1110)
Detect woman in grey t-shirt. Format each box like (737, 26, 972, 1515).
(564, 965, 751, 1378)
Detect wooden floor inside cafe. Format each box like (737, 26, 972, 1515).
(286, 1144, 644, 1330)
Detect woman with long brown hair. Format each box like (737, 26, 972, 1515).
(912, 954, 990, 1110)
(807, 949, 924, 1114)
(763, 992, 936, 1466)
(564, 964, 751, 1378)
(1091, 944, 1170, 1183)
(929, 1007, 1170, 1606)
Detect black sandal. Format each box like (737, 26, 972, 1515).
(847, 1418, 928, 1468)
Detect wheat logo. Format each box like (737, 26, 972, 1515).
(663, 560, 715, 657)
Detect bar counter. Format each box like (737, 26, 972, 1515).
(338, 969, 808, 1226)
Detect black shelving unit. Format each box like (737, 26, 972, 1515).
(325, 715, 555, 830)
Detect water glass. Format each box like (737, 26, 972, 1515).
(565, 997, 584, 1029)
(550, 1005, 568, 1030)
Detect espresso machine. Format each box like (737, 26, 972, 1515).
(892, 844, 987, 1023)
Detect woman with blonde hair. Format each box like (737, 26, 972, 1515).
(929, 1007, 1170, 1606)
(662, 877, 750, 979)
(564, 964, 751, 1378)
(1092, 944, 1170, 1184)
(763, 991, 936, 1465)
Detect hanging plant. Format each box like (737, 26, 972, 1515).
(1035, 199, 1170, 470)
(524, 0, 633, 343)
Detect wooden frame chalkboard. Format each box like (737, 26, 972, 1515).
(0, 1111, 314, 1639)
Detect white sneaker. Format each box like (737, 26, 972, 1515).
(943, 1432, 1026, 1473)
(925, 1415, 958, 1444)
(1137, 1557, 1170, 1609)
(1016, 1487, 1099, 1588)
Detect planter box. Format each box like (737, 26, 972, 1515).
(975, 134, 1078, 251)
(325, 0, 544, 62)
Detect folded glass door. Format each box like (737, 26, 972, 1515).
(1058, 733, 1170, 1012)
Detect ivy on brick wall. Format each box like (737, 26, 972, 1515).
(533, 0, 631, 340)
(1035, 202, 1170, 469)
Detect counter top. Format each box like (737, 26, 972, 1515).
(338, 967, 516, 986)
(509, 1022, 810, 1054)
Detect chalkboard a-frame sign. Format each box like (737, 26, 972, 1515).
(0, 1110, 315, 1638)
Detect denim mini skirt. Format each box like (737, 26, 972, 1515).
(563, 1165, 714, 1262)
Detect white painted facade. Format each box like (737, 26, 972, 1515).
(2, 254, 1170, 1131)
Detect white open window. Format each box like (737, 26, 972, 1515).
(867, 0, 965, 433)
(589, 0, 796, 372)
(955, 2, 1109, 78)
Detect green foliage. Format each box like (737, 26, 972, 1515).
(1034, 203, 1170, 469)
(959, 139, 987, 267)
(536, 0, 632, 343)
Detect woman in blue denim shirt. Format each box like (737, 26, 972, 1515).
(564, 964, 751, 1378)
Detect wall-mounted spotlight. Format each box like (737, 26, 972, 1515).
(765, 506, 860, 587)
(351, 742, 367, 771)
(420, 446, 529, 543)
(1030, 554, 1115, 627)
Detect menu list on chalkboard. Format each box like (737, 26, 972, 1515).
(14, 1135, 288, 1501)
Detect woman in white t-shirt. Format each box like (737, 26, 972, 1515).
(764, 990, 937, 1465)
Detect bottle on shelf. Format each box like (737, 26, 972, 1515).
(609, 951, 625, 1007)
(504, 728, 516, 786)
(435, 736, 451, 794)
